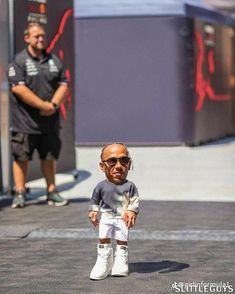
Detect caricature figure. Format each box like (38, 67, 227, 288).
(88, 143, 139, 280)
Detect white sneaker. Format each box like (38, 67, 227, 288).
(90, 244, 113, 280)
(111, 245, 129, 277)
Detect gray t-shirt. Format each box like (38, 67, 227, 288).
(89, 179, 139, 217)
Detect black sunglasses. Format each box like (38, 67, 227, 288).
(102, 156, 130, 167)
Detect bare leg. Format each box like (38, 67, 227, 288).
(99, 238, 111, 244)
(40, 159, 56, 192)
(41, 159, 68, 206)
(11, 160, 28, 208)
(116, 240, 128, 245)
(13, 160, 29, 192)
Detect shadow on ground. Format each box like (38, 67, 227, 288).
(25, 197, 90, 207)
(0, 170, 91, 209)
(27, 170, 91, 199)
(130, 260, 190, 274)
(0, 197, 12, 209)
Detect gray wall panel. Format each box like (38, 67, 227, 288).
(75, 16, 194, 144)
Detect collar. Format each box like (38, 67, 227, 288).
(26, 48, 49, 62)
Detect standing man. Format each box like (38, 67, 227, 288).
(8, 22, 69, 208)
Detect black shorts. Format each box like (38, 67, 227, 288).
(11, 132, 61, 161)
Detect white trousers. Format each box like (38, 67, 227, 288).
(99, 212, 129, 241)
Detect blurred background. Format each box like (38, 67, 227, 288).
(1, 0, 235, 202)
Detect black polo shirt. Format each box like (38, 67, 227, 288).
(8, 49, 68, 134)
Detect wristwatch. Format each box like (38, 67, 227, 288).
(52, 102, 59, 110)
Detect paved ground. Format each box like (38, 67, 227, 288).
(0, 198, 235, 294)
(0, 141, 235, 293)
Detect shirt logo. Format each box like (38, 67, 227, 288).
(48, 59, 59, 72)
(26, 59, 38, 76)
(8, 66, 16, 77)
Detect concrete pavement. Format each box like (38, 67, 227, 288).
(25, 137, 235, 203)
(0, 140, 235, 293)
(0, 198, 235, 294)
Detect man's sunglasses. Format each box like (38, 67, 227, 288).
(102, 156, 130, 167)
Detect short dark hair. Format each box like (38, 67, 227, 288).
(100, 142, 129, 160)
(24, 22, 44, 36)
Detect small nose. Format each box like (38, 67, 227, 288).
(115, 160, 122, 168)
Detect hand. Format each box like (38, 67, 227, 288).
(123, 211, 137, 228)
(39, 102, 56, 116)
(88, 211, 99, 227)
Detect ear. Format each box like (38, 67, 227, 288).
(100, 162, 105, 172)
(24, 35, 30, 44)
(128, 160, 132, 170)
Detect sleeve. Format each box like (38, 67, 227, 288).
(59, 67, 69, 86)
(127, 183, 139, 214)
(89, 184, 102, 212)
(8, 60, 26, 88)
